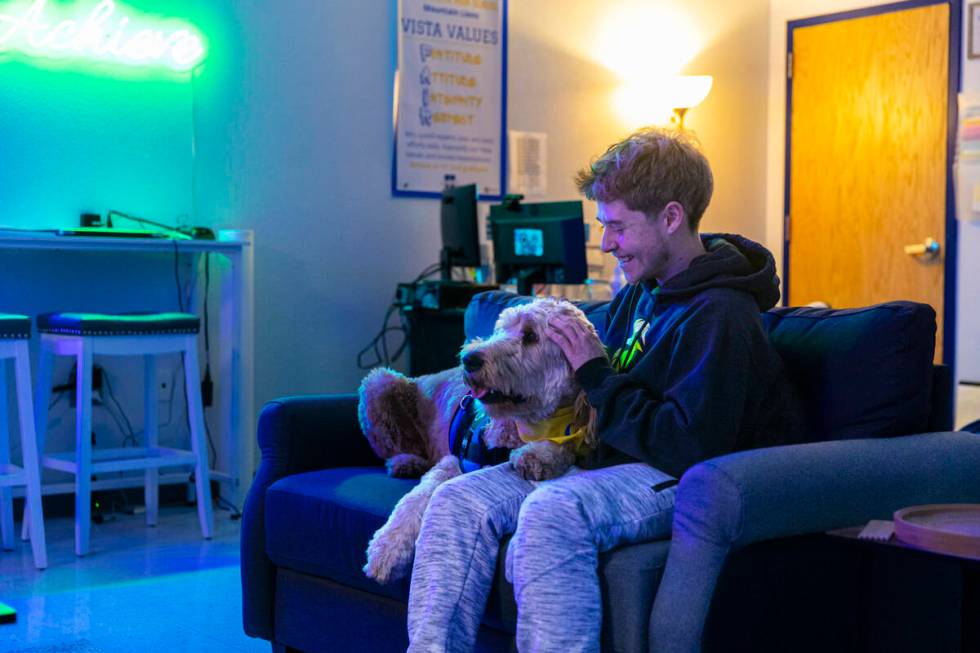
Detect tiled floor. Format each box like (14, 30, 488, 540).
(0, 504, 266, 653)
(955, 383, 980, 429)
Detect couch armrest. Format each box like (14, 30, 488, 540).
(649, 431, 980, 653)
(254, 393, 381, 475)
(241, 393, 382, 641)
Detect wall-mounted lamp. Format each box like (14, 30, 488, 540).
(668, 75, 713, 129)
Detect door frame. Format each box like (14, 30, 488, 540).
(783, 0, 962, 368)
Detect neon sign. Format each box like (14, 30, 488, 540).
(0, 0, 206, 71)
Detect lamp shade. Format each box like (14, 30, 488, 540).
(668, 75, 713, 110)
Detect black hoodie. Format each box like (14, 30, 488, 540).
(576, 233, 802, 478)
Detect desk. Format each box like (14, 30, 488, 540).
(826, 526, 980, 652)
(0, 230, 255, 508)
(396, 280, 498, 375)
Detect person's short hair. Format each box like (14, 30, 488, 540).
(575, 126, 714, 230)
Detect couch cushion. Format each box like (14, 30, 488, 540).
(762, 302, 935, 441)
(468, 292, 936, 443)
(464, 290, 610, 341)
(266, 464, 672, 639)
(598, 538, 672, 651)
(265, 467, 417, 601)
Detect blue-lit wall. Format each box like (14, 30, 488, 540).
(0, 1, 225, 479)
(955, 1, 980, 383)
(0, 1, 450, 480)
(0, 65, 195, 224)
(0, 0, 448, 476)
(0, 0, 211, 223)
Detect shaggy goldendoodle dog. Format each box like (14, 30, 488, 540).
(360, 298, 601, 584)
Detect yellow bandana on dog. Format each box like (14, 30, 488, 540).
(516, 405, 588, 453)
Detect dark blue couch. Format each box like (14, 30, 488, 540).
(241, 291, 980, 652)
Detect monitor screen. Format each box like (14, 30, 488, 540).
(440, 183, 481, 272)
(489, 197, 587, 295)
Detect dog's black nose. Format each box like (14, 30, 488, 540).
(461, 351, 483, 372)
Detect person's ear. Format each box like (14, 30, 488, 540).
(662, 201, 687, 235)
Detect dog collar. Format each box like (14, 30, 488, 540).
(517, 405, 586, 448)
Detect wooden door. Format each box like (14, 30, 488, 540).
(787, 2, 952, 361)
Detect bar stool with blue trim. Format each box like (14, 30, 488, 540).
(31, 311, 213, 556)
(0, 313, 46, 569)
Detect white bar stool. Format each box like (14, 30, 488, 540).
(0, 314, 46, 569)
(32, 311, 213, 556)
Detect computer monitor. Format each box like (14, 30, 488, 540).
(489, 196, 587, 295)
(440, 183, 481, 279)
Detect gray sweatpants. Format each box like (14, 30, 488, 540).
(407, 461, 676, 653)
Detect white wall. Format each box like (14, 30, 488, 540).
(955, 1, 980, 382)
(766, 0, 978, 382)
(513, 0, 771, 227)
(507, 0, 771, 283)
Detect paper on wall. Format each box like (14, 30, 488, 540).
(957, 93, 980, 221)
(393, 0, 505, 197)
(508, 130, 547, 196)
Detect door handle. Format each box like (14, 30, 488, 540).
(903, 237, 941, 259)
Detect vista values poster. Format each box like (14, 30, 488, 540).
(393, 0, 506, 198)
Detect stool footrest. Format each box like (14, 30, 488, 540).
(0, 463, 27, 487)
(43, 447, 199, 474)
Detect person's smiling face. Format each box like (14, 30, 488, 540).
(597, 200, 670, 284)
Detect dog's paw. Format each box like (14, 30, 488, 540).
(483, 419, 522, 450)
(510, 441, 575, 481)
(386, 453, 432, 478)
(363, 536, 411, 585)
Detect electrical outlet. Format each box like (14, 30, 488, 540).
(157, 365, 180, 402)
(156, 369, 170, 405)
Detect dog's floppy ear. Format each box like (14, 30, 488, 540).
(573, 390, 599, 448)
(358, 368, 430, 459)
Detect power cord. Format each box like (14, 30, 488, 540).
(412, 262, 443, 283)
(179, 352, 218, 469)
(49, 365, 139, 446)
(106, 209, 197, 312)
(356, 303, 408, 370)
(187, 470, 241, 520)
(173, 238, 184, 312)
(106, 210, 186, 237)
(99, 369, 139, 447)
(113, 212, 215, 466)
(201, 253, 213, 407)
(216, 495, 242, 520)
(46, 360, 222, 516)
(356, 262, 441, 369)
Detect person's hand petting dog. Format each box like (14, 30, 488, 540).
(546, 314, 606, 371)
